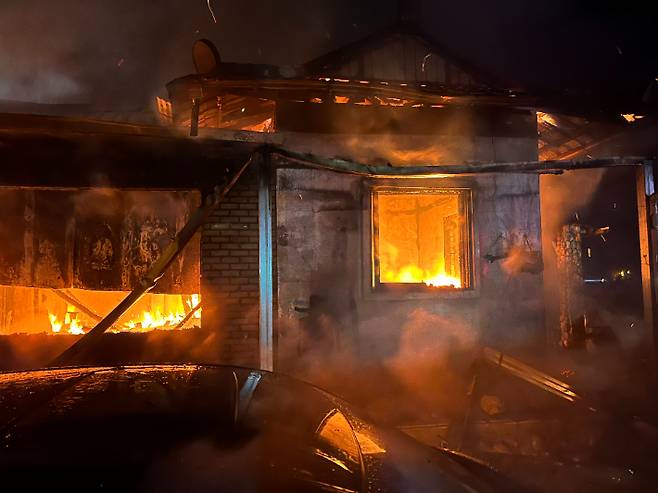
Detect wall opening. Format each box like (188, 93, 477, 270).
(371, 186, 473, 292)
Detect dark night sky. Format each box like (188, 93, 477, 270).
(0, 0, 656, 109)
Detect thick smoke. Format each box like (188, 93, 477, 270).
(0, 0, 388, 108)
(271, 161, 650, 433)
(277, 306, 478, 425)
(540, 169, 605, 241)
(539, 168, 651, 410)
(0, 1, 651, 113)
(344, 134, 448, 166)
(336, 109, 475, 166)
(540, 169, 604, 340)
(0, 0, 189, 106)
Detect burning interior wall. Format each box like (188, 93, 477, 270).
(0, 188, 202, 366)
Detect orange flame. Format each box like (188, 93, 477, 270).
(381, 258, 462, 288)
(48, 294, 201, 335)
(48, 304, 86, 335)
(380, 242, 461, 288)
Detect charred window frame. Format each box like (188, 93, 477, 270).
(368, 184, 475, 296)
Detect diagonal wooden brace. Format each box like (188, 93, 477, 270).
(50, 152, 259, 366)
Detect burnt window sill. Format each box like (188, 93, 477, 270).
(366, 282, 479, 301)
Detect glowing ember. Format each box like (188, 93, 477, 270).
(537, 111, 558, 127)
(621, 113, 644, 123)
(241, 117, 274, 133)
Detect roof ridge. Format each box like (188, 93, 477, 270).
(303, 22, 504, 90)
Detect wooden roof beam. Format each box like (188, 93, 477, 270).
(270, 146, 652, 177)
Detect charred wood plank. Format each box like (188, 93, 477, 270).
(50, 289, 103, 322)
(271, 147, 651, 176)
(174, 301, 202, 329)
(50, 289, 126, 331)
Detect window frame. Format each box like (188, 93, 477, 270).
(364, 179, 478, 300)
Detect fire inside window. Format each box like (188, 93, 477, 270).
(372, 187, 472, 291)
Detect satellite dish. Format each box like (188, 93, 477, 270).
(193, 39, 221, 75)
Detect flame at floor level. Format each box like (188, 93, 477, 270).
(48, 306, 86, 335)
(47, 293, 201, 335)
(381, 264, 462, 288)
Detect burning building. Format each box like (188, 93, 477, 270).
(0, 115, 261, 368)
(0, 20, 654, 381)
(164, 24, 548, 372)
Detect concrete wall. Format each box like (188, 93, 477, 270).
(275, 168, 543, 373)
(273, 107, 542, 373)
(199, 108, 541, 370)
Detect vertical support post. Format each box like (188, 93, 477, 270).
(636, 163, 656, 368)
(258, 152, 274, 371)
(555, 224, 586, 348)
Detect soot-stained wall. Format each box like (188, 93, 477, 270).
(0, 189, 200, 293)
(197, 108, 540, 369)
(274, 130, 542, 373)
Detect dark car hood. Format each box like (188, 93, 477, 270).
(0, 364, 528, 493)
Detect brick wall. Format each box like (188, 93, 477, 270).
(201, 168, 260, 367)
